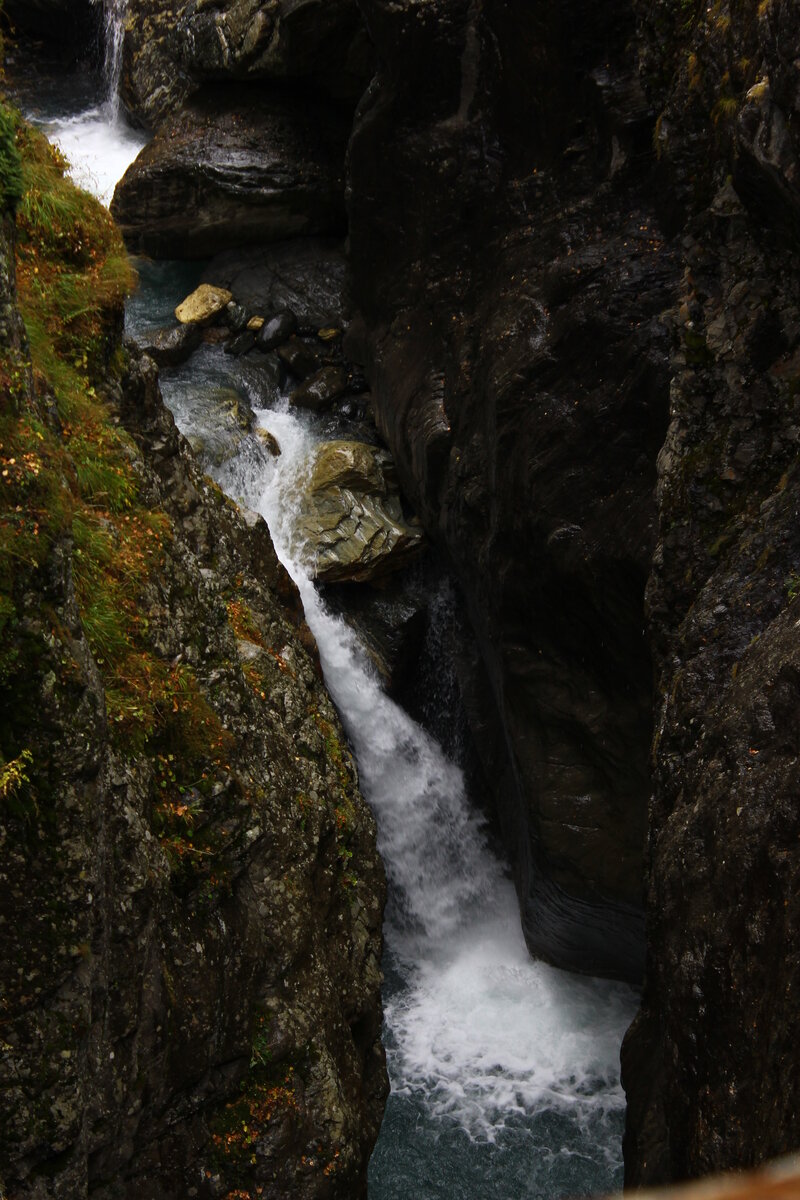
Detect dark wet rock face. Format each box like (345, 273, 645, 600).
(621, 0, 800, 1186)
(204, 238, 348, 327)
(348, 0, 676, 982)
(349, 0, 800, 1177)
(120, 0, 372, 129)
(111, 85, 348, 257)
(3, 0, 99, 47)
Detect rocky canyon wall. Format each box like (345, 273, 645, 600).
(346, 0, 800, 1182)
(0, 120, 387, 1199)
(5, 0, 800, 1188)
(347, 0, 675, 983)
(622, 0, 800, 1185)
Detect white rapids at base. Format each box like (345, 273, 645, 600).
(41, 108, 147, 207)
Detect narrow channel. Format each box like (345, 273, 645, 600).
(14, 14, 638, 1196)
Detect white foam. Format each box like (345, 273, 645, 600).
(41, 108, 147, 208)
(250, 401, 636, 1142)
(387, 890, 631, 1138)
(25, 0, 146, 209)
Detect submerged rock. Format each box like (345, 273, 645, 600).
(296, 441, 424, 583)
(181, 385, 256, 468)
(111, 85, 348, 258)
(257, 427, 282, 456)
(137, 321, 202, 366)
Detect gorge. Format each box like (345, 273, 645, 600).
(1, 0, 800, 1197)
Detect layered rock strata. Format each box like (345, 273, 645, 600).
(111, 85, 348, 257)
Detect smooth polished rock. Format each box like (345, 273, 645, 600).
(111, 85, 348, 258)
(137, 322, 203, 366)
(256, 310, 298, 351)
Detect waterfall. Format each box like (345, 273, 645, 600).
(17, 0, 147, 208)
(113, 331, 638, 1194)
(131, 348, 636, 1196)
(100, 0, 128, 118)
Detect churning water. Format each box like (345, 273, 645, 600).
(23, 51, 638, 1196)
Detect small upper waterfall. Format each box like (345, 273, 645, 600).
(17, 0, 147, 207)
(99, 0, 128, 117)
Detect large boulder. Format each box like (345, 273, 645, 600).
(136, 321, 203, 365)
(120, 0, 372, 128)
(111, 84, 348, 257)
(174, 282, 233, 324)
(295, 441, 424, 583)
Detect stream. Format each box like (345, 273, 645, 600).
(16, 27, 638, 1199)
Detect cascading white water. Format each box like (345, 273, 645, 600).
(99, 0, 128, 119)
(19, 53, 639, 1184)
(255, 399, 634, 1158)
(145, 343, 637, 1196)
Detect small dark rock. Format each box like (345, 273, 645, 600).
(138, 323, 202, 367)
(224, 331, 256, 357)
(277, 336, 320, 379)
(256, 310, 298, 351)
(224, 302, 250, 333)
(290, 365, 348, 413)
(346, 368, 369, 394)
